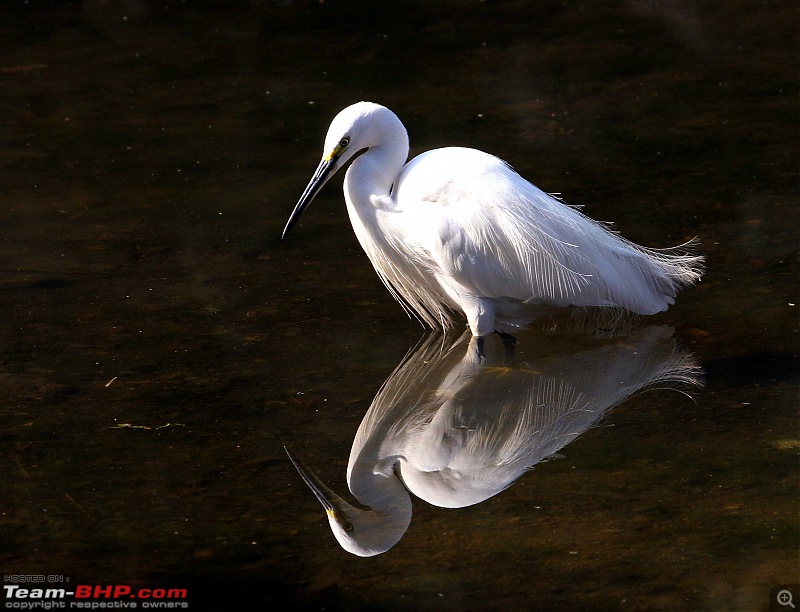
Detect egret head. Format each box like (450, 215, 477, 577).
(285, 447, 411, 557)
(281, 102, 405, 238)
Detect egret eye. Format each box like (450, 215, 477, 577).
(339, 137, 350, 148)
(344, 522, 354, 532)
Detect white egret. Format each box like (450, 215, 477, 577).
(283, 102, 704, 337)
(287, 325, 702, 556)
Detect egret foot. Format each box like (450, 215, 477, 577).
(493, 329, 517, 346)
(473, 331, 517, 362)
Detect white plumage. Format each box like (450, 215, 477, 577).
(283, 102, 704, 336)
(286, 325, 703, 556)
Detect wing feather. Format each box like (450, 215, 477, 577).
(396, 148, 703, 317)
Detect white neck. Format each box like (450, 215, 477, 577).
(348, 446, 411, 517)
(343, 109, 409, 210)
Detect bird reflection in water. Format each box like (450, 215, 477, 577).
(287, 323, 701, 557)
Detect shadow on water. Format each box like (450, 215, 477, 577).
(0, 1, 797, 610)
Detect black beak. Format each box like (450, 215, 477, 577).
(282, 156, 338, 239)
(284, 446, 344, 518)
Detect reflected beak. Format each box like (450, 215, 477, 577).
(284, 446, 348, 522)
(282, 157, 338, 239)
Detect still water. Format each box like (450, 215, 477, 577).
(1, 1, 797, 610)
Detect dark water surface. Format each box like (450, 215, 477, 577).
(1, 1, 797, 610)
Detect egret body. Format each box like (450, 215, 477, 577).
(283, 102, 704, 337)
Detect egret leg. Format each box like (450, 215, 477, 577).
(463, 298, 497, 338)
(473, 331, 516, 362)
(493, 330, 517, 363)
(493, 329, 517, 346)
(475, 337, 486, 361)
